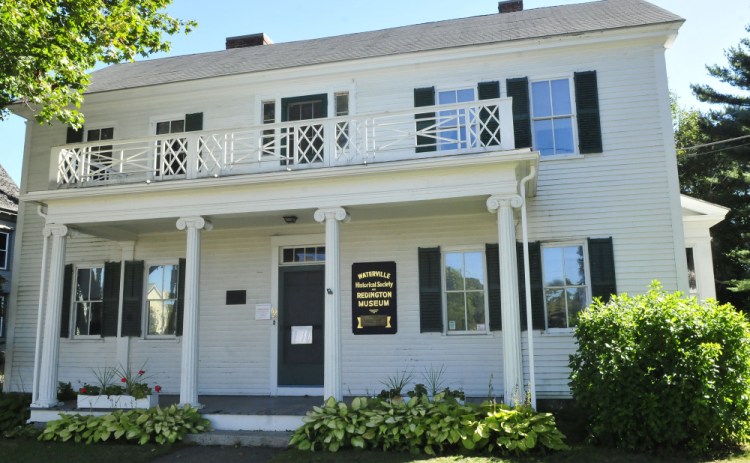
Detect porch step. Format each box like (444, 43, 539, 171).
(184, 430, 292, 448)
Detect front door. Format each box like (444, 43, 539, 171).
(278, 266, 325, 386)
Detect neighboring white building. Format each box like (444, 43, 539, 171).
(3, 0, 727, 411)
(0, 164, 19, 342)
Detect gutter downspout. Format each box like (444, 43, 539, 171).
(519, 166, 537, 409)
(31, 204, 48, 404)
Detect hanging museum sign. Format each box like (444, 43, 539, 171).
(352, 261, 397, 335)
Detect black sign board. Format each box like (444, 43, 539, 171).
(352, 261, 397, 335)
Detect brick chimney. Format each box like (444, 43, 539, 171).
(225, 33, 273, 49)
(498, 0, 523, 13)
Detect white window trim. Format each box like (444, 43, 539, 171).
(143, 261, 180, 339)
(540, 240, 592, 333)
(441, 246, 490, 336)
(0, 231, 8, 270)
(71, 263, 105, 339)
(529, 75, 580, 158)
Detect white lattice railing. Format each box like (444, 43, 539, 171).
(54, 98, 515, 187)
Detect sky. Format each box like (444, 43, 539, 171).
(0, 0, 747, 186)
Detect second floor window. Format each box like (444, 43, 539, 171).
(146, 264, 179, 336)
(531, 79, 575, 156)
(437, 88, 476, 151)
(156, 118, 188, 176)
(86, 127, 114, 180)
(74, 267, 104, 336)
(0, 231, 8, 270)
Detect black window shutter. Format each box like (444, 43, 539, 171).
(485, 243, 502, 331)
(574, 71, 603, 154)
(478, 81, 501, 147)
(185, 112, 203, 132)
(418, 247, 443, 333)
(517, 242, 545, 331)
(66, 127, 84, 144)
(175, 258, 187, 336)
(102, 261, 121, 337)
(506, 77, 531, 149)
(588, 237, 616, 303)
(60, 264, 73, 337)
(121, 260, 144, 337)
(414, 87, 436, 153)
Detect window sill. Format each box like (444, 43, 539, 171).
(445, 331, 493, 337)
(539, 154, 585, 161)
(541, 329, 575, 336)
(65, 336, 105, 342)
(140, 336, 181, 342)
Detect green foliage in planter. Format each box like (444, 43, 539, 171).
(289, 395, 568, 455)
(569, 283, 750, 454)
(57, 382, 77, 401)
(0, 392, 31, 435)
(38, 404, 210, 445)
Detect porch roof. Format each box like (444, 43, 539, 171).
(86, 0, 683, 94)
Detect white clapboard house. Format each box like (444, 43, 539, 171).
(4, 0, 728, 420)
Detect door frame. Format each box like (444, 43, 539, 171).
(270, 234, 325, 396)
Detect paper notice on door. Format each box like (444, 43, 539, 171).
(291, 325, 313, 345)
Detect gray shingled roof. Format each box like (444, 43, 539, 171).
(0, 164, 19, 213)
(87, 0, 683, 94)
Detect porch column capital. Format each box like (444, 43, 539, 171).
(314, 207, 350, 223)
(42, 223, 69, 238)
(486, 195, 523, 213)
(176, 216, 213, 231)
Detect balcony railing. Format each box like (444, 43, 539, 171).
(54, 98, 515, 187)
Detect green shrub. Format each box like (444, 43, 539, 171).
(0, 392, 31, 435)
(38, 404, 211, 445)
(569, 282, 750, 453)
(289, 395, 567, 455)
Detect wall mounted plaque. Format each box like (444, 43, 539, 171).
(352, 261, 397, 335)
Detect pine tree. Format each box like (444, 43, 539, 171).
(676, 26, 750, 310)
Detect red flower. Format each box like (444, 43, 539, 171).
(138, 370, 145, 376)
(79, 387, 87, 394)
(121, 377, 127, 383)
(154, 385, 162, 393)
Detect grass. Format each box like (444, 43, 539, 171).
(0, 436, 176, 463)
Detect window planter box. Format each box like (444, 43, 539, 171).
(77, 394, 158, 409)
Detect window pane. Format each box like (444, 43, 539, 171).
(545, 288, 566, 328)
(335, 93, 349, 116)
(156, 121, 171, 135)
(464, 252, 484, 290)
(456, 88, 475, 103)
(563, 246, 585, 285)
(542, 247, 564, 287)
(87, 129, 101, 142)
(466, 291, 485, 330)
(686, 248, 697, 292)
(171, 120, 185, 133)
(566, 288, 587, 327)
(551, 79, 572, 115)
(553, 117, 575, 155)
(148, 300, 175, 335)
(438, 90, 457, 105)
(533, 119, 554, 156)
(531, 81, 552, 117)
(100, 127, 114, 140)
(282, 248, 294, 263)
(315, 247, 326, 261)
(166, 265, 178, 299)
(445, 253, 464, 290)
(263, 101, 276, 124)
(76, 269, 91, 300)
(148, 266, 164, 298)
(446, 293, 466, 331)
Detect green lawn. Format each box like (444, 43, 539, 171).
(3, 437, 750, 463)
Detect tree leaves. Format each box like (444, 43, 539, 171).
(0, 0, 196, 126)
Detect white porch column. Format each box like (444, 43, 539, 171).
(487, 195, 524, 405)
(314, 207, 349, 401)
(176, 216, 212, 408)
(34, 224, 69, 408)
